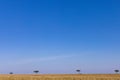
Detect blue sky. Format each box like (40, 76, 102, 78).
(0, 0, 120, 74)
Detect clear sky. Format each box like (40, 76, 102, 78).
(0, 0, 120, 74)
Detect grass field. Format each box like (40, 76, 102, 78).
(0, 74, 120, 80)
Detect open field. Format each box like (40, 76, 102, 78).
(0, 74, 120, 80)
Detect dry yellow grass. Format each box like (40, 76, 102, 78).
(0, 74, 120, 80)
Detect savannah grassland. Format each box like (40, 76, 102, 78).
(0, 74, 120, 80)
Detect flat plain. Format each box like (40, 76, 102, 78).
(0, 74, 120, 80)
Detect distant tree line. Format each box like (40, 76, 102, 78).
(8, 69, 120, 74)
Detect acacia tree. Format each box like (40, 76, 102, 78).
(114, 70, 119, 74)
(33, 70, 39, 74)
(9, 72, 13, 74)
(76, 69, 80, 74)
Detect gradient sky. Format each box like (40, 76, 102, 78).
(0, 0, 120, 74)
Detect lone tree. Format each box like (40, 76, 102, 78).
(9, 72, 13, 74)
(114, 70, 119, 74)
(33, 70, 39, 74)
(76, 69, 80, 74)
